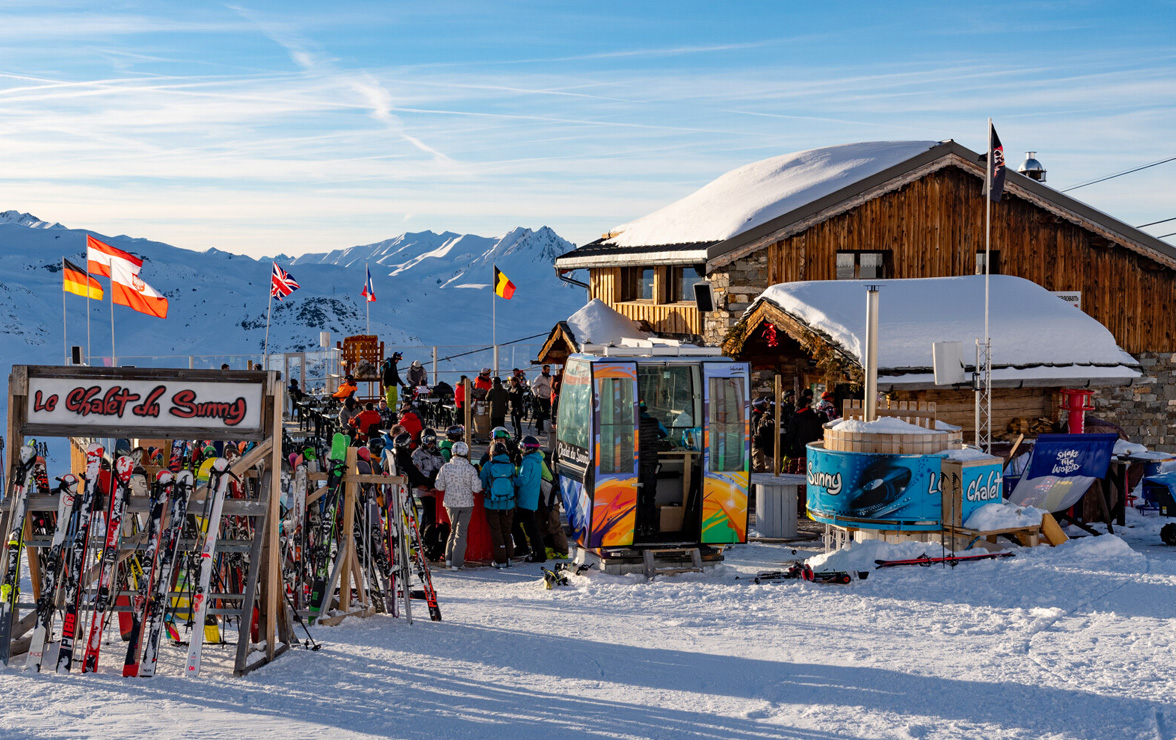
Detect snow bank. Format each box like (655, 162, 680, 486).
(807, 539, 940, 573)
(566, 299, 652, 346)
(830, 417, 946, 435)
(604, 141, 939, 247)
(747, 276, 1141, 384)
(963, 502, 1045, 531)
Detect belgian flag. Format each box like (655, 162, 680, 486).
(494, 265, 515, 300)
(62, 258, 103, 300)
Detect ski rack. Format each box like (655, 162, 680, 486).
(298, 447, 408, 626)
(3, 365, 291, 676)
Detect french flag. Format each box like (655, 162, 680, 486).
(361, 266, 376, 302)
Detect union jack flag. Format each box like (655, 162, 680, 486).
(271, 262, 300, 300)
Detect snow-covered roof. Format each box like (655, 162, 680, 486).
(746, 275, 1141, 388)
(603, 141, 939, 249)
(565, 299, 654, 347)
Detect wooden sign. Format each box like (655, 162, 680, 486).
(16, 366, 267, 440)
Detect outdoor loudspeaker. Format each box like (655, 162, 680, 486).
(694, 281, 714, 312)
(932, 341, 966, 385)
(70, 346, 83, 365)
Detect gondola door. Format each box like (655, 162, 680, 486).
(699, 361, 751, 544)
(587, 361, 639, 548)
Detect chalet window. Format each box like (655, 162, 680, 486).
(621, 267, 656, 301)
(836, 251, 887, 280)
(975, 251, 1001, 275)
(671, 266, 705, 303)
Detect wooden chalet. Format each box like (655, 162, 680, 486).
(553, 140, 1176, 447)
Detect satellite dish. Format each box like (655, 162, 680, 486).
(932, 341, 966, 385)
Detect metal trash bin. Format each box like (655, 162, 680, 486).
(751, 473, 803, 538)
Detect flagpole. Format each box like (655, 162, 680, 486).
(492, 265, 498, 376)
(85, 260, 92, 365)
(62, 258, 68, 365)
(109, 269, 116, 366)
(982, 118, 994, 452)
(365, 262, 370, 334)
(263, 288, 274, 364)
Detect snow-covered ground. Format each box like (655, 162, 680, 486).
(3, 511, 1174, 739)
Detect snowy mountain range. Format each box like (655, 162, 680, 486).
(0, 210, 587, 378)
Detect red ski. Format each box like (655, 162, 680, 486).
(874, 552, 1014, 568)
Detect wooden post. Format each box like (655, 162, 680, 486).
(773, 373, 782, 475)
(265, 374, 283, 662)
(463, 378, 473, 449)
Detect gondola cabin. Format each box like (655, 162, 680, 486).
(555, 351, 751, 560)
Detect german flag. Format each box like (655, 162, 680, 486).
(493, 265, 515, 300)
(62, 258, 103, 300)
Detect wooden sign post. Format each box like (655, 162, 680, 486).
(4, 365, 288, 676)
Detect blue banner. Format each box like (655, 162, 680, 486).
(1024, 433, 1117, 479)
(807, 445, 943, 530)
(1008, 433, 1118, 512)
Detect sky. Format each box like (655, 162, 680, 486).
(0, 1, 1173, 257)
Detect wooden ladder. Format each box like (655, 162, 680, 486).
(642, 547, 703, 579)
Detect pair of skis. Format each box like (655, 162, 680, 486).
(747, 563, 862, 585)
(873, 552, 1015, 568)
(0, 444, 40, 665)
(307, 433, 350, 623)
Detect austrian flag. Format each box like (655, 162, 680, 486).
(111, 259, 168, 319)
(86, 235, 142, 278)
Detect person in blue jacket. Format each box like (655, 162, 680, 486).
(513, 435, 547, 563)
(480, 440, 518, 568)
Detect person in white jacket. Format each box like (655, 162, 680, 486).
(433, 441, 482, 570)
(531, 364, 554, 433)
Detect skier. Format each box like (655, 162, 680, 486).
(817, 390, 840, 421)
(536, 450, 568, 559)
(348, 402, 383, 443)
(751, 397, 772, 472)
(786, 395, 826, 474)
(332, 374, 358, 400)
(440, 425, 464, 462)
(392, 431, 434, 532)
(381, 352, 405, 409)
(507, 375, 526, 440)
(412, 429, 446, 551)
(433, 441, 481, 570)
(513, 436, 547, 563)
(531, 364, 554, 433)
(398, 402, 423, 445)
(337, 397, 361, 433)
(487, 377, 510, 432)
(480, 440, 518, 568)
(406, 360, 428, 389)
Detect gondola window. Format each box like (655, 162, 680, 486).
(598, 378, 634, 474)
(708, 377, 745, 472)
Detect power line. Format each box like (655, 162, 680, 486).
(1159, 231, 1176, 239)
(1061, 155, 1176, 192)
(1138, 216, 1176, 228)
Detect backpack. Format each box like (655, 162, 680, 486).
(488, 462, 516, 505)
(421, 522, 450, 562)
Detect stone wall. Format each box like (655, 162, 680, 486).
(1093, 352, 1176, 451)
(703, 251, 771, 346)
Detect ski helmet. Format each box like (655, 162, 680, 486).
(521, 435, 541, 450)
(452, 441, 469, 458)
(446, 425, 464, 441)
(491, 426, 511, 440)
(393, 432, 413, 449)
(421, 431, 438, 447)
(356, 446, 372, 462)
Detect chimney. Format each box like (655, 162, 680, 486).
(1018, 152, 1047, 182)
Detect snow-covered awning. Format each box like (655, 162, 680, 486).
(737, 276, 1141, 389)
(536, 299, 654, 363)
